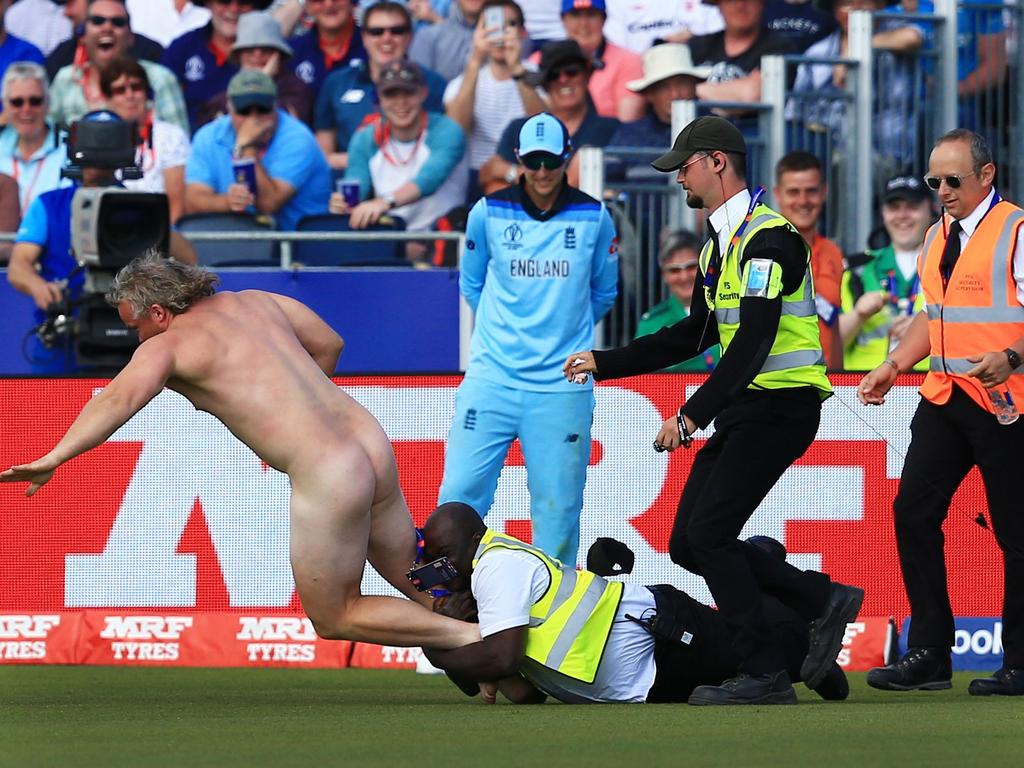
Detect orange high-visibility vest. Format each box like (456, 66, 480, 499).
(917, 199, 1024, 413)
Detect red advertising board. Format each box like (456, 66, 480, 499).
(0, 375, 999, 670)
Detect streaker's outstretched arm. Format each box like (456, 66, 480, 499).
(0, 340, 175, 495)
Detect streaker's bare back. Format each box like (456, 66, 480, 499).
(160, 291, 380, 478)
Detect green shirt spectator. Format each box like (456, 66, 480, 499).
(634, 229, 720, 373)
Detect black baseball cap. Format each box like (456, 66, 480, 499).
(527, 40, 590, 87)
(652, 116, 747, 172)
(883, 174, 930, 204)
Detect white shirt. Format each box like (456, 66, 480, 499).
(368, 135, 468, 231)
(708, 187, 753, 258)
(118, 120, 191, 193)
(951, 187, 1024, 305)
(472, 547, 657, 704)
(443, 63, 537, 170)
(516, 0, 566, 42)
(126, 0, 211, 47)
(894, 248, 919, 282)
(3, 0, 72, 56)
(603, 0, 723, 54)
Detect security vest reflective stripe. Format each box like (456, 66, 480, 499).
(472, 529, 623, 684)
(917, 200, 1024, 413)
(699, 203, 832, 395)
(839, 270, 928, 372)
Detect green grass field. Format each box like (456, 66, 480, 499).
(1, 668, 1020, 767)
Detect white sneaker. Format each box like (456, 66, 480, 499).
(415, 650, 445, 675)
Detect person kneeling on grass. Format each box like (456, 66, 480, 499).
(418, 502, 850, 705)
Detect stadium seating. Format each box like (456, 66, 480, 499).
(292, 213, 408, 267)
(176, 213, 280, 267)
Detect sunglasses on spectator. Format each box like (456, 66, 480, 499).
(664, 263, 698, 273)
(8, 96, 44, 108)
(520, 152, 565, 171)
(87, 14, 129, 27)
(365, 25, 411, 36)
(546, 64, 584, 82)
(235, 104, 273, 116)
(110, 82, 146, 96)
(923, 171, 978, 190)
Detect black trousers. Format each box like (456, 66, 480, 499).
(668, 388, 832, 675)
(894, 387, 1024, 666)
(645, 586, 810, 703)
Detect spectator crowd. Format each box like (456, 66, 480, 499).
(0, 0, 1014, 369)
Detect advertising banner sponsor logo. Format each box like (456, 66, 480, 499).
(899, 617, 1004, 671)
(0, 614, 79, 664)
(0, 376, 1003, 667)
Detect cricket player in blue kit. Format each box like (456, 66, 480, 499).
(438, 112, 619, 565)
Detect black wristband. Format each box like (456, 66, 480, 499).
(676, 410, 693, 449)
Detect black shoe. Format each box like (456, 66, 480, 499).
(968, 667, 1024, 696)
(867, 647, 952, 691)
(810, 662, 849, 701)
(688, 670, 798, 706)
(801, 582, 864, 688)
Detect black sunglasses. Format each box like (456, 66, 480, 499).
(87, 14, 129, 27)
(546, 64, 584, 82)
(8, 96, 44, 108)
(520, 152, 565, 171)
(923, 171, 978, 190)
(235, 104, 272, 116)
(365, 25, 411, 36)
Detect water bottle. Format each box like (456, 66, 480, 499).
(988, 388, 1019, 426)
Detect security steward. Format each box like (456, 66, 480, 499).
(565, 116, 863, 705)
(418, 502, 850, 705)
(859, 129, 1024, 696)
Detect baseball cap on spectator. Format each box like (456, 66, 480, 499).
(377, 60, 425, 95)
(527, 40, 591, 87)
(517, 112, 572, 157)
(227, 70, 277, 111)
(231, 11, 293, 58)
(883, 174, 930, 204)
(652, 116, 746, 172)
(627, 44, 711, 92)
(561, 0, 606, 15)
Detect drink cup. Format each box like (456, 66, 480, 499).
(232, 158, 257, 196)
(337, 179, 361, 208)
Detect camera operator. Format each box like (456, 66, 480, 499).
(6, 110, 194, 374)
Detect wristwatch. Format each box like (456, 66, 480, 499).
(382, 192, 397, 209)
(1005, 347, 1022, 370)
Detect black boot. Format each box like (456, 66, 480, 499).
(810, 662, 849, 701)
(801, 583, 864, 688)
(867, 647, 952, 691)
(688, 670, 798, 706)
(968, 667, 1024, 696)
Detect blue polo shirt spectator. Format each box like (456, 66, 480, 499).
(0, 32, 45, 117)
(0, 123, 69, 212)
(288, 22, 367, 97)
(15, 184, 82, 323)
(163, 22, 240, 132)
(186, 75, 331, 231)
(314, 60, 447, 155)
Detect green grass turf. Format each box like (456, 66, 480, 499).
(1, 668, 1020, 767)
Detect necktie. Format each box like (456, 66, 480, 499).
(940, 220, 962, 283)
(706, 220, 721, 267)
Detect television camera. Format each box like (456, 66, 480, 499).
(34, 113, 170, 371)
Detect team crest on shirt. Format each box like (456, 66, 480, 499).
(564, 227, 576, 249)
(295, 60, 316, 85)
(184, 55, 205, 82)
